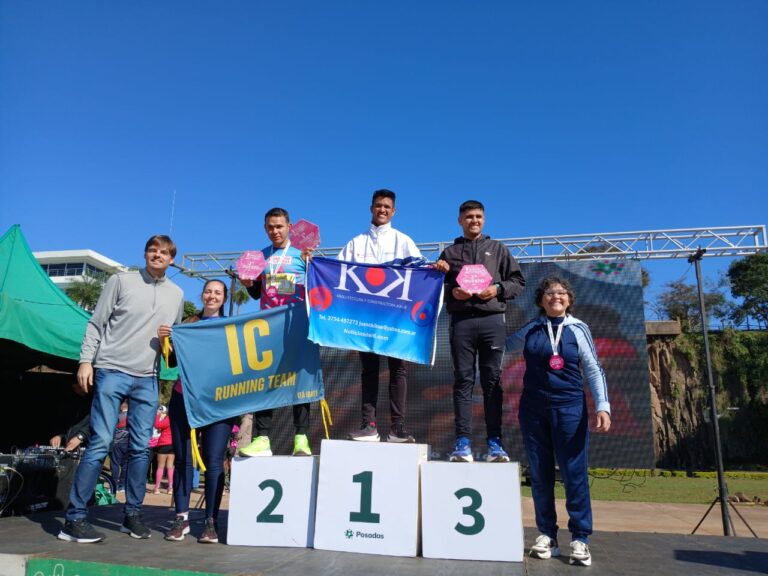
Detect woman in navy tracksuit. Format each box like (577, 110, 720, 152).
(507, 276, 611, 567)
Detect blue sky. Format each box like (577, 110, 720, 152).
(1, 2, 766, 313)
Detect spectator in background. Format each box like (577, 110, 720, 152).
(110, 402, 129, 493)
(151, 405, 173, 495)
(49, 414, 90, 453)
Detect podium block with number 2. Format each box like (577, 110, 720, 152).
(313, 440, 428, 556)
(421, 461, 525, 562)
(227, 456, 319, 548)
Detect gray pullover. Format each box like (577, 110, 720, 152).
(80, 268, 184, 377)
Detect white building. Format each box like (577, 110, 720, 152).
(33, 250, 127, 290)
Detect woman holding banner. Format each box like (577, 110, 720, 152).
(165, 279, 238, 544)
(507, 276, 611, 567)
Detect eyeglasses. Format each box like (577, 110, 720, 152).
(544, 291, 568, 297)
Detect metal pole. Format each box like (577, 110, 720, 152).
(227, 268, 236, 317)
(689, 247, 732, 536)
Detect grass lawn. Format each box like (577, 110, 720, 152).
(520, 471, 768, 505)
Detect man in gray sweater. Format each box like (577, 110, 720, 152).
(58, 235, 184, 543)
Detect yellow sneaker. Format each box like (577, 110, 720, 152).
(293, 434, 312, 456)
(239, 435, 272, 457)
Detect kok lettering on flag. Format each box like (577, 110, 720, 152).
(172, 304, 324, 429)
(306, 257, 444, 365)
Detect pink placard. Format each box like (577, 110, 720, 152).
(289, 219, 321, 250)
(456, 264, 493, 294)
(236, 250, 266, 281)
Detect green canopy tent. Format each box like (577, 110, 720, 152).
(0, 225, 89, 372)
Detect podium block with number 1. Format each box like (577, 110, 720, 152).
(421, 461, 525, 562)
(313, 439, 428, 556)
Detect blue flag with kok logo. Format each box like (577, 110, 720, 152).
(306, 257, 444, 365)
(172, 304, 324, 429)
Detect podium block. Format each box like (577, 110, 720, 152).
(227, 456, 319, 548)
(314, 439, 428, 557)
(420, 461, 525, 562)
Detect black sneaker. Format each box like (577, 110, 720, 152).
(348, 421, 380, 442)
(121, 513, 151, 539)
(387, 422, 415, 443)
(57, 518, 105, 543)
(165, 515, 190, 542)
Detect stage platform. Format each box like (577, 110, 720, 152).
(0, 503, 766, 576)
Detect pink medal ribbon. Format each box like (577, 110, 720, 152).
(546, 318, 565, 370)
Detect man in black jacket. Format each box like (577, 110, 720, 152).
(434, 200, 525, 462)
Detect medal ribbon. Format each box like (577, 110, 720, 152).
(546, 318, 564, 357)
(268, 240, 291, 277)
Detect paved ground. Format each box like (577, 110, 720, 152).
(2, 500, 767, 576)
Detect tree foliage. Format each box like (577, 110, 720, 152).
(727, 252, 768, 328)
(183, 300, 199, 320)
(66, 273, 105, 311)
(656, 280, 730, 331)
(233, 286, 250, 315)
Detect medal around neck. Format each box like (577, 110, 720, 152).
(289, 219, 321, 250)
(546, 318, 565, 370)
(549, 354, 565, 370)
(456, 264, 492, 294)
(236, 250, 266, 280)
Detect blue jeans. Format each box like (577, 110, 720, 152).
(65, 369, 158, 521)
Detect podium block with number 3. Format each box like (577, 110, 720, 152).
(420, 461, 525, 562)
(313, 439, 428, 556)
(227, 456, 319, 548)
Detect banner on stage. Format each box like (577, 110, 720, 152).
(306, 257, 444, 365)
(172, 304, 324, 429)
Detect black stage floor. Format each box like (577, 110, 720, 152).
(0, 503, 766, 576)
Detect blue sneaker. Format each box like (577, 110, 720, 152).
(449, 437, 473, 462)
(486, 437, 510, 462)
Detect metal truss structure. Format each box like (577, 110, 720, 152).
(178, 225, 767, 280)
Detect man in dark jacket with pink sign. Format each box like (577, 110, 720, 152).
(434, 200, 525, 463)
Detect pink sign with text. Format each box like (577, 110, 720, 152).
(289, 219, 321, 250)
(236, 250, 266, 281)
(456, 264, 493, 294)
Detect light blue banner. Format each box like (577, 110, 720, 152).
(306, 257, 444, 365)
(172, 304, 324, 428)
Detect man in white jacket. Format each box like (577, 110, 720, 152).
(338, 189, 424, 442)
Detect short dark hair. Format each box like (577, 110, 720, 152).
(371, 189, 396, 206)
(459, 200, 485, 214)
(535, 276, 576, 315)
(264, 207, 290, 223)
(144, 235, 177, 258)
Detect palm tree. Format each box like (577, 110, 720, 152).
(233, 286, 250, 315)
(66, 273, 104, 311)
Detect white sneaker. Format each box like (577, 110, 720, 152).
(569, 540, 592, 566)
(530, 534, 560, 559)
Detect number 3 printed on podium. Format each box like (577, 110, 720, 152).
(454, 487, 485, 535)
